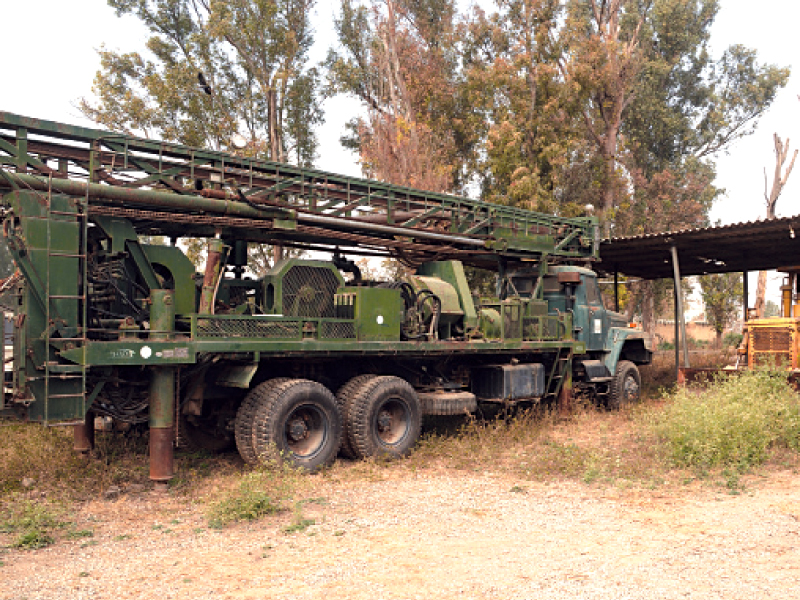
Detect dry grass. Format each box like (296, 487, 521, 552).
(640, 349, 735, 393)
(3, 358, 800, 539)
(400, 403, 667, 487)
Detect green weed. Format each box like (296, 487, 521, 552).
(0, 498, 69, 549)
(649, 368, 800, 473)
(283, 503, 316, 534)
(207, 466, 297, 529)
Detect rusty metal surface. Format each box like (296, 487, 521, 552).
(599, 215, 800, 279)
(676, 367, 736, 386)
(149, 427, 174, 482)
(72, 411, 95, 452)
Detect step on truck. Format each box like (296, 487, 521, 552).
(0, 112, 652, 479)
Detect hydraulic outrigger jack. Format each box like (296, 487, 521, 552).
(148, 290, 176, 485)
(73, 410, 95, 454)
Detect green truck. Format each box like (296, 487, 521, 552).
(0, 112, 652, 480)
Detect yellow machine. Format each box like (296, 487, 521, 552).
(740, 267, 800, 369)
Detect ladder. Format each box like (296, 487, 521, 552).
(42, 180, 88, 421)
(544, 347, 573, 402)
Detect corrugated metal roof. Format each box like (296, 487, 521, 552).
(598, 214, 800, 279)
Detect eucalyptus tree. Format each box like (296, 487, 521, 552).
(81, 0, 323, 166)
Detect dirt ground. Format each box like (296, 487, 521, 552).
(2, 467, 799, 600)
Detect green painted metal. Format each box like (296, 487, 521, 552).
(147, 290, 176, 481)
(0, 110, 652, 431)
(338, 287, 403, 341)
(416, 261, 478, 331)
(3, 190, 86, 422)
(142, 245, 196, 315)
(0, 111, 597, 264)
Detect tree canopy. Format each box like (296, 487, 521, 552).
(82, 0, 790, 322)
(82, 0, 323, 166)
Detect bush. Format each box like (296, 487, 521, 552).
(206, 466, 297, 528)
(0, 498, 67, 549)
(723, 332, 743, 348)
(650, 369, 800, 472)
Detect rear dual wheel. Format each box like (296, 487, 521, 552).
(235, 379, 341, 471)
(336, 374, 378, 458)
(234, 377, 290, 465)
(343, 376, 421, 460)
(234, 374, 422, 468)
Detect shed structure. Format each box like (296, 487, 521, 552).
(597, 214, 800, 377)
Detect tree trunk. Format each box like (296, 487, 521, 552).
(754, 270, 768, 318)
(640, 280, 656, 335)
(755, 133, 797, 315)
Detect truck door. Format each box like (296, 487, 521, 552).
(581, 274, 608, 352)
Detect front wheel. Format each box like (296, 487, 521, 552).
(250, 379, 341, 471)
(608, 360, 641, 409)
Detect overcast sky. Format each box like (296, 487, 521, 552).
(3, 0, 799, 304)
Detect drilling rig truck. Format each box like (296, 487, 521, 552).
(0, 112, 652, 481)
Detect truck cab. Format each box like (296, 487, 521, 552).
(540, 265, 653, 405)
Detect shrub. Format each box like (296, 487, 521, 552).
(206, 466, 297, 528)
(723, 331, 744, 348)
(0, 498, 67, 549)
(650, 369, 800, 472)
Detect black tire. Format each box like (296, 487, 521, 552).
(336, 375, 379, 459)
(608, 360, 641, 410)
(234, 377, 290, 465)
(347, 376, 421, 459)
(251, 379, 341, 471)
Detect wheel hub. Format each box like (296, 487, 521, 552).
(377, 410, 393, 431)
(288, 418, 308, 441)
(623, 375, 640, 401)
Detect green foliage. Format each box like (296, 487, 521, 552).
(723, 331, 743, 348)
(282, 505, 315, 534)
(764, 300, 781, 318)
(327, 0, 468, 191)
(651, 369, 800, 471)
(206, 467, 296, 528)
(699, 272, 743, 343)
(84, 0, 322, 165)
(0, 424, 86, 495)
(0, 499, 67, 549)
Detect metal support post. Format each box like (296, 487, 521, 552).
(742, 271, 749, 323)
(558, 358, 573, 415)
(670, 245, 690, 376)
(673, 283, 680, 383)
(148, 289, 175, 484)
(198, 238, 225, 315)
(613, 270, 619, 313)
(73, 410, 95, 453)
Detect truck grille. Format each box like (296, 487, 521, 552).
(523, 316, 564, 341)
(751, 327, 792, 352)
(750, 326, 794, 367)
(320, 321, 356, 339)
(196, 318, 301, 339)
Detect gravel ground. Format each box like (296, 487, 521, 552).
(2, 471, 800, 600)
